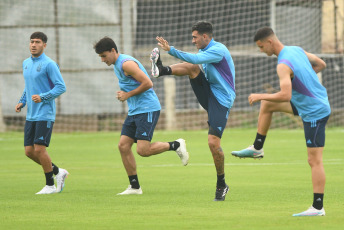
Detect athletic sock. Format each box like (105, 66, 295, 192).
(168, 141, 180, 151)
(313, 193, 324, 210)
(45, 171, 54, 186)
(253, 133, 266, 150)
(160, 66, 172, 76)
(216, 174, 226, 188)
(52, 163, 59, 175)
(129, 175, 140, 189)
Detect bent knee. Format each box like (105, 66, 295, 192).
(189, 64, 201, 78)
(136, 148, 150, 157)
(137, 150, 150, 157)
(32, 145, 46, 155)
(25, 146, 35, 158)
(208, 136, 221, 151)
(260, 100, 274, 111)
(25, 151, 34, 158)
(181, 63, 200, 78)
(118, 142, 131, 153)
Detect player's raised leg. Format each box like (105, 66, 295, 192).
(136, 139, 189, 166)
(231, 101, 293, 159)
(150, 47, 200, 79)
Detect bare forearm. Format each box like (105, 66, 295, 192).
(312, 65, 325, 74)
(260, 92, 290, 102)
(249, 92, 290, 105)
(127, 84, 151, 98)
(305, 51, 326, 73)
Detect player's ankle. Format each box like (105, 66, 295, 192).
(160, 66, 172, 76)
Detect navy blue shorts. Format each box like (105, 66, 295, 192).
(303, 115, 330, 147)
(121, 111, 160, 142)
(190, 71, 230, 138)
(24, 121, 54, 147)
(290, 102, 329, 147)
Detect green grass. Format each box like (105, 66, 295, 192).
(1, 128, 343, 230)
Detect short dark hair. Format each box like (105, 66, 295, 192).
(94, 37, 118, 54)
(192, 21, 213, 36)
(30, 32, 48, 43)
(254, 27, 274, 42)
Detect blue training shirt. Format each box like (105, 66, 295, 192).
(114, 54, 161, 115)
(19, 53, 66, 122)
(278, 46, 331, 122)
(168, 39, 236, 109)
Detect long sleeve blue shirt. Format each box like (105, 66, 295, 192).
(19, 53, 66, 121)
(168, 39, 236, 109)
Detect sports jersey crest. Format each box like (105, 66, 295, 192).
(37, 63, 42, 72)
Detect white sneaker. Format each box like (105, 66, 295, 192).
(292, 206, 325, 216)
(36, 185, 56, 194)
(175, 138, 189, 166)
(55, 168, 69, 193)
(231, 145, 264, 159)
(150, 47, 160, 78)
(117, 185, 143, 195)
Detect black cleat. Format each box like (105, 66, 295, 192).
(214, 184, 229, 201)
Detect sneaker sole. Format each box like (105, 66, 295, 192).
(150, 48, 160, 78)
(117, 192, 143, 195)
(57, 172, 69, 193)
(293, 213, 325, 217)
(176, 138, 189, 166)
(231, 153, 264, 159)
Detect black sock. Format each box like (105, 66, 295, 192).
(129, 175, 140, 189)
(253, 133, 266, 150)
(217, 174, 226, 188)
(313, 193, 324, 210)
(168, 141, 180, 151)
(52, 163, 59, 175)
(45, 171, 54, 186)
(160, 66, 172, 76)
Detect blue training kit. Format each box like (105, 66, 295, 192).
(278, 46, 331, 122)
(19, 53, 66, 122)
(114, 54, 161, 116)
(168, 39, 236, 109)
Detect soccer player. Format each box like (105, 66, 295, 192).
(150, 21, 235, 201)
(231, 27, 330, 216)
(93, 37, 189, 195)
(15, 32, 69, 194)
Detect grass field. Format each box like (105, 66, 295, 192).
(0, 128, 343, 230)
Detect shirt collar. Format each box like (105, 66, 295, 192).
(31, 52, 45, 61)
(201, 38, 215, 51)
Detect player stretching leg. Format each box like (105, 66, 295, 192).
(231, 27, 330, 216)
(94, 37, 189, 195)
(151, 21, 235, 201)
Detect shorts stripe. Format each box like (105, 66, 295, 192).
(303, 115, 329, 147)
(121, 111, 160, 142)
(312, 122, 321, 147)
